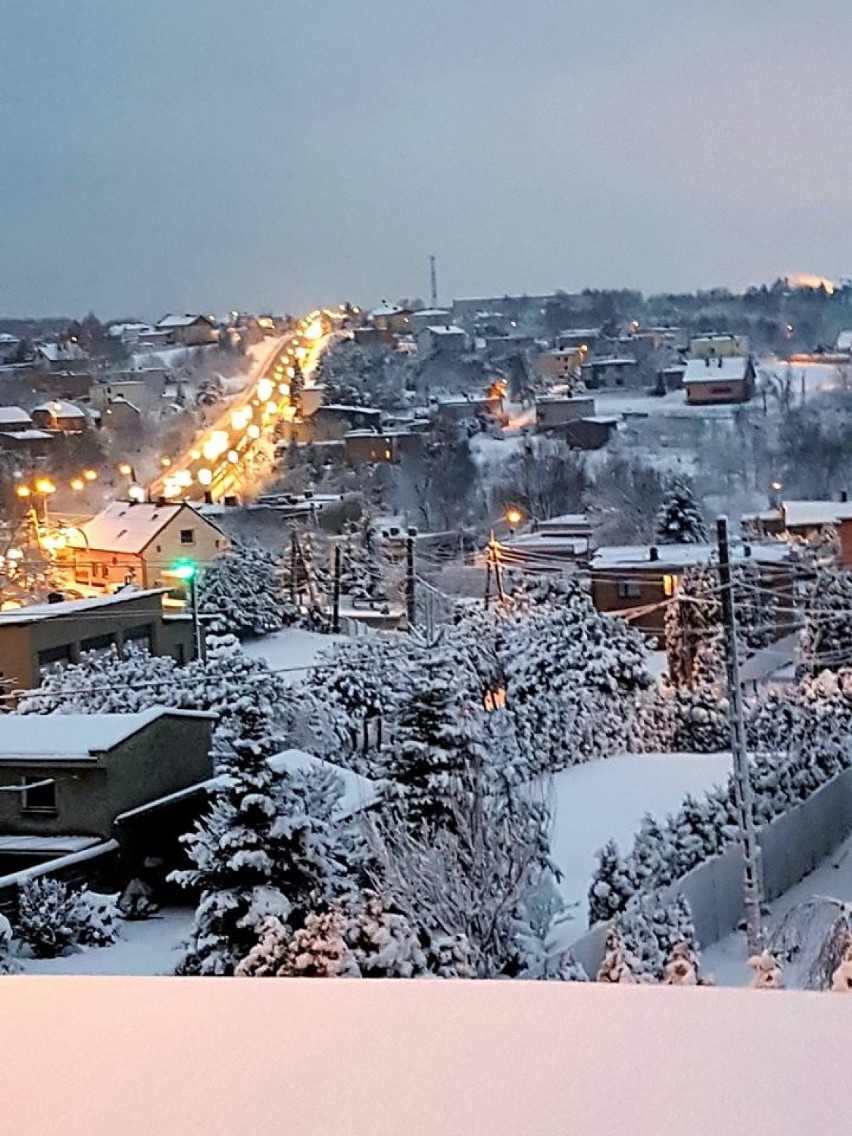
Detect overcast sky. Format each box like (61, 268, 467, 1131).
(1, 0, 850, 319)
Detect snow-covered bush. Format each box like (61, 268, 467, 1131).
(69, 890, 123, 947)
(16, 878, 77, 958)
(0, 913, 18, 974)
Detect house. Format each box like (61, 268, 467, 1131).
(0, 429, 54, 457)
(107, 322, 157, 345)
(31, 399, 90, 432)
(71, 501, 228, 591)
(34, 341, 89, 372)
(683, 355, 755, 405)
(689, 333, 749, 359)
(0, 708, 215, 889)
(344, 429, 423, 465)
(353, 326, 395, 349)
(580, 356, 642, 390)
(535, 396, 596, 431)
(589, 541, 795, 639)
(742, 497, 852, 567)
(535, 349, 585, 381)
(408, 309, 452, 335)
(500, 514, 594, 570)
(561, 416, 619, 450)
(0, 589, 196, 695)
(0, 333, 20, 362)
(433, 394, 503, 425)
(155, 314, 218, 346)
(556, 328, 600, 352)
(101, 395, 142, 431)
(299, 405, 383, 443)
(0, 407, 32, 431)
(416, 325, 468, 357)
(658, 363, 687, 392)
(368, 304, 413, 335)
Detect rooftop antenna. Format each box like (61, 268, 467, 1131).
(429, 255, 438, 309)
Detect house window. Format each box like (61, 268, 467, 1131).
(616, 580, 642, 599)
(180, 529, 195, 545)
(80, 633, 116, 659)
(124, 624, 153, 654)
(37, 644, 73, 676)
(21, 777, 56, 814)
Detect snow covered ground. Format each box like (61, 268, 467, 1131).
(548, 751, 733, 924)
(703, 831, 852, 988)
(241, 628, 345, 678)
(16, 907, 192, 976)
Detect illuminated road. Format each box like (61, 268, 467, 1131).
(148, 310, 333, 504)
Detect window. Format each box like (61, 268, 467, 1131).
(80, 633, 116, 659)
(180, 529, 195, 545)
(616, 580, 641, 599)
(21, 777, 56, 813)
(37, 644, 73, 675)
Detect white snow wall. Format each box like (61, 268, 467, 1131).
(568, 767, 852, 975)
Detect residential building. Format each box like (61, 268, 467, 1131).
(416, 325, 467, 357)
(500, 513, 595, 570)
(107, 322, 157, 345)
(71, 501, 228, 591)
(0, 589, 196, 695)
(689, 333, 749, 359)
(0, 407, 32, 431)
(100, 395, 142, 431)
(556, 328, 600, 351)
(344, 429, 423, 465)
(535, 349, 584, 381)
(35, 342, 89, 373)
(368, 304, 413, 335)
(589, 541, 794, 639)
(581, 356, 642, 390)
(353, 326, 395, 349)
(658, 363, 686, 392)
(683, 355, 755, 405)
(298, 405, 383, 442)
(31, 400, 90, 432)
(742, 497, 852, 567)
(0, 429, 54, 457)
(433, 394, 503, 424)
(407, 309, 452, 335)
(562, 416, 619, 450)
(155, 314, 218, 346)
(0, 333, 20, 362)
(535, 396, 596, 431)
(0, 709, 215, 887)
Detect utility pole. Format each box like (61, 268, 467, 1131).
(332, 544, 342, 634)
(483, 533, 494, 609)
(289, 531, 298, 606)
(189, 572, 205, 664)
(405, 529, 416, 627)
(716, 515, 765, 955)
(429, 255, 438, 309)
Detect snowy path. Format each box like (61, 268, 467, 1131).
(241, 628, 344, 679)
(702, 833, 852, 988)
(16, 907, 193, 976)
(548, 751, 732, 924)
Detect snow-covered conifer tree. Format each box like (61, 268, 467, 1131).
(16, 878, 76, 958)
(197, 543, 292, 639)
(596, 928, 638, 983)
(588, 839, 636, 924)
(654, 477, 707, 545)
(799, 566, 852, 673)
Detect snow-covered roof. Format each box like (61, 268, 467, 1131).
(422, 324, 466, 336)
(32, 399, 87, 418)
(156, 313, 214, 329)
(267, 749, 382, 816)
(0, 333, 19, 345)
(108, 322, 155, 338)
(0, 707, 212, 761)
(369, 304, 407, 318)
(502, 533, 588, 556)
(683, 356, 750, 384)
(743, 500, 852, 528)
(0, 407, 31, 425)
(0, 588, 168, 626)
(537, 513, 593, 531)
(0, 429, 53, 441)
(36, 342, 85, 362)
(79, 501, 191, 554)
(0, 834, 100, 854)
(590, 541, 793, 571)
(583, 356, 637, 367)
(412, 308, 450, 317)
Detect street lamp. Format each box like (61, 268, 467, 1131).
(169, 559, 203, 662)
(83, 469, 98, 482)
(505, 507, 524, 532)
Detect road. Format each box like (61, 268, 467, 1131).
(147, 310, 331, 504)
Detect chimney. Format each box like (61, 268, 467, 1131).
(156, 496, 167, 508)
(649, 545, 659, 562)
(841, 490, 849, 503)
(718, 355, 723, 367)
(705, 355, 710, 368)
(743, 543, 752, 558)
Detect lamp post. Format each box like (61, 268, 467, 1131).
(170, 559, 203, 663)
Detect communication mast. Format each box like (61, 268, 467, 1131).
(429, 255, 438, 308)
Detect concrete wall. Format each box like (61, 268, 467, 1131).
(566, 767, 852, 976)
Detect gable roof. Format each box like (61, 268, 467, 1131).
(79, 502, 194, 554)
(32, 400, 87, 419)
(156, 314, 215, 329)
(0, 407, 32, 426)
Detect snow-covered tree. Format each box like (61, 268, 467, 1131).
(654, 477, 707, 544)
(663, 941, 700, 985)
(0, 913, 17, 974)
(800, 566, 852, 673)
(174, 705, 289, 975)
(748, 951, 783, 989)
(665, 566, 723, 689)
(69, 890, 122, 947)
(197, 543, 293, 639)
(596, 928, 638, 983)
(339, 521, 384, 601)
(588, 839, 636, 925)
(615, 892, 699, 982)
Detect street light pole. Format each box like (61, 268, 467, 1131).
(189, 572, 204, 664)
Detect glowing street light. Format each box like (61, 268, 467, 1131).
(34, 478, 56, 495)
(83, 469, 98, 482)
(117, 462, 133, 476)
(505, 507, 524, 528)
(15, 486, 30, 499)
(70, 478, 85, 492)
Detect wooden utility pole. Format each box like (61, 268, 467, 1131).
(716, 515, 765, 956)
(405, 529, 416, 627)
(332, 544, 342, 634)
(484, 535, 494, 609)
(289, 531, 298, 606)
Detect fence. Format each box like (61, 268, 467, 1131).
(567, 767, 852, 975)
